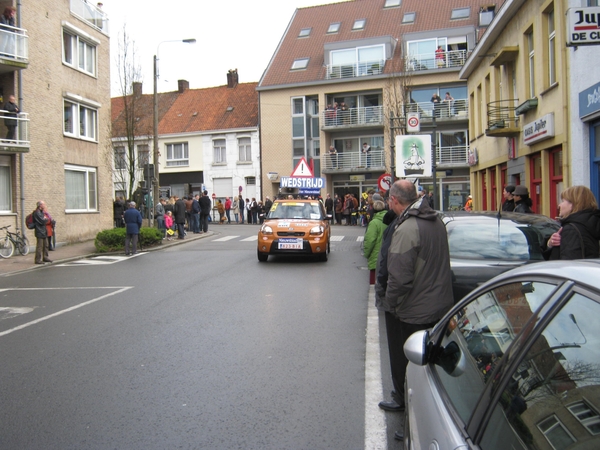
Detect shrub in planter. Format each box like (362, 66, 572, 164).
(95, 227, 162, 253)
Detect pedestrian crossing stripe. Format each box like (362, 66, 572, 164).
(330, 236, 344, 241)
(57, 254, 141, 266)
(213, 236, 239, 242)
(240, 236, 258, 241)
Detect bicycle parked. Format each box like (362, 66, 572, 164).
(0, 225, 30, 258)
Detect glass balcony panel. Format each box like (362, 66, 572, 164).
(321, 105, 383, 127)
(0, 26, 29, 63)
(0, 111, 30, 149)
(69, 0, 109, 34)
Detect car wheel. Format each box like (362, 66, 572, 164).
(257, 250, 268, 262)
(327, 239, 330, 254)
(318, 251, 328, 262)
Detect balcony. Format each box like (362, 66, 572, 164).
(437, 145, 469, 168)
(405, 98, 468, 121)
(326, 59, 384, 80)
(0, 112, 30, 152)
(321, 105, 383, 130)
(486, 99, 520, 137)
(321, 149, 385, 173)
(406, 50, 469, 72)
(0, 26, 29, 72)
(70, 0, 109, 34)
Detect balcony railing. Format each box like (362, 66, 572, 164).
(405, 98, 468, 120)
(0, 26, 29, 63)
(437, 145, 469, 167)
(326, 59, 385, 80)
(321, 105, 383, 128)
(406, 49, 468, 72)
(70, 0, 109, 34)
(322, 149, 385, 172)
(486, 99, 520, 137)
(0, 111, 30, 149)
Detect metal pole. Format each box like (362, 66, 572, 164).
(432, 116, 437, 209)
(152, 54, 159, 228)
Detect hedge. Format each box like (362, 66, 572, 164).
(94, 227, 163, 253)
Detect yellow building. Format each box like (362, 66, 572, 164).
(460, 0, 576, 216)
(0, 0, 113, 243)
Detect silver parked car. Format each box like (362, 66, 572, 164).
(404, 260, 600, 450)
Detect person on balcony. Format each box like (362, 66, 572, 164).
(435, 45, 445, 68)
(328, 145, 338, 169)
(340, 102, 350, 124)
(443, 92, 454, 117)
(362, 142, 372, 168)
(325, 104, 336, 126)
(0, 6, 16, 57)
(3, 94, 19, 141)
(431, 93, 442, 118)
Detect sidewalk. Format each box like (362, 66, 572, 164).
(0, 231, 213, 277)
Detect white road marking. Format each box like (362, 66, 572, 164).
(56, 254, 142, 266)
(240, 235, 258, 242)
(364, 286, 386, 449)
(0, 307, 35, 320)
(330, 236, 344, 241)
(357, 236, 364, 242)
(213, 236, 240, 242)
(0, 287, 133, 337)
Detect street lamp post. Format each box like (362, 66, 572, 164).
(152, 38, 196, 225)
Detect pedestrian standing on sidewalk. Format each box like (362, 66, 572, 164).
(199, 190, 212, 233)
(174, 196, 187, 239)
(238, 195, 245, 224)
(124, 201, 142, 256)
(232, 196, 239, 224)
(155, 198, 166, 239)
(33, 200, 52, 264)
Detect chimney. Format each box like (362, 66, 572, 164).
(132, 82, 142, 98)
(227, 69, 239, 88)
(178, 79, 189, 93)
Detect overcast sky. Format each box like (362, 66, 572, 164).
(100, 0, 346, 96)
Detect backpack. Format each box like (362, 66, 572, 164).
(26, 212, 35, 229)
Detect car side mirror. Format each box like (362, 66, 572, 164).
(435, 341, 466, 377)
(404, 330, 429, 366)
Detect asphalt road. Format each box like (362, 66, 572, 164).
(0, 225, 401, 449)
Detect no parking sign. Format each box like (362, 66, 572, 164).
(378, 173, 393, 192)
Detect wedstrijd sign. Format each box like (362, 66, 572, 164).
(567, 7, 600, 46)
(523, 113, 555, 146)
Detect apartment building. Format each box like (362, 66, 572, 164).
(111, 71, 260, 205)
(0, 0, 112, 242)
(461, 0, 600, 215)
(258, 0, 501, 209)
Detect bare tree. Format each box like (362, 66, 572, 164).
(383, 41, 414, 175)
(111, 25, 151, 201)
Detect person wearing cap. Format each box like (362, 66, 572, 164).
(124, 201, 143, 255)
(502, 185, 516, 212)
(513, 186, 533, 213)
(464, 195, 473, 211)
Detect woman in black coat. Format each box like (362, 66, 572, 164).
(512, 185, 533, 213)
(545, 186, 600, 260)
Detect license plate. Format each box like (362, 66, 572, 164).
(278, 238, 303, 250)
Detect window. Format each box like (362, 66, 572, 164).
(407, 38, 447, 70)
(64, 100, 97, 141)
(137, 144, 149, 169)
(238, 137, 251, 162)
(166, 142, 189, 167)
(402, 12, 416, 23)
(538, 415, 576, 448)
(327, 22, 341, 33)
(246, 176, 256, 185)
(213, 139, 226, 164)
(62, 29, 97, 76)
(352, 19, 366, 30)
(384, 0, 401, 7)
(291, 58, 309, 70)
(330, 44, 385, 77)
(114, 146, 126, 170)
(527, 29, 535, 98)
(547, 9, 556, 86)
(298, 28, 311, 37)
(451, 7, 471, 19)
(568, 401, 600, 435)
(65, 165, 97, 212)
(0, 156, 11, 212)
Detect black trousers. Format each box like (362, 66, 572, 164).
(385, 311, 437, 404)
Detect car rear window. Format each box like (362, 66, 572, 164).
(446, 220, 552, 261)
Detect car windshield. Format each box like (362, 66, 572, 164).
(445, 216, 557, 261)
(267, 202, 323, 220)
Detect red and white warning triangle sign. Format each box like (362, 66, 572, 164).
(290, 157, 314, 177)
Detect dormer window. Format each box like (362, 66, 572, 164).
(402, 12, 416, 24)
(298, 28, 311, 38)
(451, 7, 471, 20)
(327, 22, 341, 34)
(291, 58, 310, 70)
(352, 19, 366, 30)
(384, 0, 401, 7)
